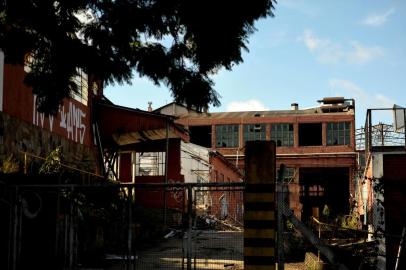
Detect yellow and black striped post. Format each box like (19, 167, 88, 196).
(244, 141, 276, 270)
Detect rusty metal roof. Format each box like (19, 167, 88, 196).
(177, 107, 354, 119)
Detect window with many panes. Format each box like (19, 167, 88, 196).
(135, 152, 166, 176)
(243, 124, 266, 144)
(215, 125, 239, 148)
(72, 68, 89, 105)
(271, 123, 294, 147)
(24, 56, 89, 106)
(327, 122, 351, 145)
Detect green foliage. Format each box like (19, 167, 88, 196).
(340, 211, 360, 230)
(286, 219, 295, 231)
(321, 204, 330, 222)
(0, 0, 276, 114)
(1, 154, 19, 173)
(39, 146, 63, 174)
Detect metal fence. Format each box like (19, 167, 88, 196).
(2, 178, 244, 270)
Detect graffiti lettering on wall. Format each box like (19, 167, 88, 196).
(32, 95, 87, 144)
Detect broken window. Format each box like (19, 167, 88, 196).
(25, 55, 89, 106)
(327, 122, 351, 145)
(271, 123, 294, 147)
(135, 152, 166, 176)
(215, 125, 239, 148)
(190, 125, 212, 147)
(243, 124, 266, 144)
(299, 123, 322, 146)
(72, 68, 88, 105)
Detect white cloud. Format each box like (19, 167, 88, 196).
(329, 79, 395, 109)
(226, 99, 269, 112)
(362, 8, 395, 27)
(301, 29, 328, 51)
(298, 29, 383, 65)
(347, 42, 383, 65)
(329, 79, 396, 125)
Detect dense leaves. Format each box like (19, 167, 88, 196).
(0, 0, 276, 114)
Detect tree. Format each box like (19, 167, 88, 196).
(0, 0, 276, 115)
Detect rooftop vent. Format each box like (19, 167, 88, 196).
(317, 97, 354, 113)
(318, 97, 345, 105)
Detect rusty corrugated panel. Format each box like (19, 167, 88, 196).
(96, 102, 189, 146)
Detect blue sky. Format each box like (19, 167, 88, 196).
(105, 0, 406, 127)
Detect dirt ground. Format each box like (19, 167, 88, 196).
(102, 230, 305, 270)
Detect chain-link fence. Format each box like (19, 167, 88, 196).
(2, 176, 244, 270)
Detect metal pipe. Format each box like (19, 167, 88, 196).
(11, 182, 246, 189)
(164, 122, 170, 225)
(395, 227, 406, 270)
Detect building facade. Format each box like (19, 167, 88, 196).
(0, 49, 101, 173)
(356, 108, 406, 270)
(156, 98, 357, 221)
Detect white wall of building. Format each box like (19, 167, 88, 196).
(181, 141, 210, 183)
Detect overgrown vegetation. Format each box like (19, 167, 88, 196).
(1, 154, 19, 173)
(39, 146, 63, 174)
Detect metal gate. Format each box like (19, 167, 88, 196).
(3, 180, 245, 270)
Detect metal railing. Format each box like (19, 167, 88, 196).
(363, 108, 406, 153)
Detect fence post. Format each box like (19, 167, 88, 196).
(127, 186, 133, 270)
(244, 141, 276, 270)
(277, 164, 285, 270)
(24, 153, 27, 175)
(10, 187, 20, 270)
(69, 187, 75, 269)
(187, 185, 193, 270)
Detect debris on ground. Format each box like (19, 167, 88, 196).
(195, 215, 242, 231)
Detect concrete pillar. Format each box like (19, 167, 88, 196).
(322, 122, 327, 146)
(244, 141, 276, 270)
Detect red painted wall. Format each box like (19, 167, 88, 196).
(3, 64, 93, 146)
(119, 139, 185, 210)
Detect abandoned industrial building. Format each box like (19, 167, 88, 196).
(155, 98, 357, 222)
(1, 45, 406, 270)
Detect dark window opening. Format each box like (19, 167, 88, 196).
(299, 123, 322, 146)
(190, 125, 212, 148)
(271, 123, 294, 147)
(215, 125, 239, 148)
(299, 167, 349, 222)
(244, 124, 266, 144)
